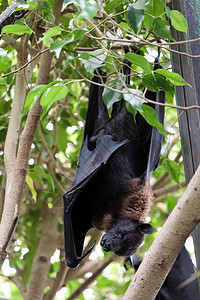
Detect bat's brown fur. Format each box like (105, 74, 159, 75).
(120, 178, 152, 222)
(92, 178, 152, 231)
(92, 213, 113, 231)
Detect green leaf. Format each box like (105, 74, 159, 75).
(29, 171, 43, 185)
(50, 30, 86, 56)
(134, 0, 146, 9)
(40, 86, 68, 119)
(166, 195, 177, 211)
(155, 69, 191, 87)
(26, 175, 37, 202)
(2, 24, 32, 35)
(143, 15, 153, 33)
(69, 82, 82, 99)
(0, 100, 12, 115)
(23, 85, 47, 116)
(123, 88, 144, 113)
(142, 73, 172, 92)
(140, 104, 165, 135)
(125, 53, 152, 74)
(0, 48, 7, 62)
(33, 166, 55, 192)
(103, 74, 125, 114)
(43, 26, 62, 39)
(127, 6, 144, 34)
(154, 18, 175, 41)
(41, 26, 62, 47)
(145, 0, 166, 17)
(50, 40, 73, 58)
(126, 102, 138, 119)
(75, 0, 99, 20)
(72, 29, 87, 41)
(162, 158, 181, 184)
(56, 124, 68, 152)
(105, 0, 123, 14)
(170, 10, 187, 33)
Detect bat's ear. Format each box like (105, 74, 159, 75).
(137, 223, 154, 235)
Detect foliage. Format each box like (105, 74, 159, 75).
(0, 0, 189, 299)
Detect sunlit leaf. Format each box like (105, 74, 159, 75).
(125, 53, 152, 74)
(155, 69, 191, 87)
(23, 85, 47, 116)
(40, 86, 68, 119)
(145, 0, 166, 17)
(70, 82, 82, 99)
(170, 10, 187, 33)
(26, 175, 37, 202)
(2, 24, 32, 35)
(29, 171, 43, 184)
(43, 26, 62, 39)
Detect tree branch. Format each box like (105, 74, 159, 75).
(66, 255, 115, 300)
(124, 163, 200, 300)
(44, 258, 69, 300)
(153, 181, 186, 203)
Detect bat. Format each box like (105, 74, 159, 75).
(63, 57, 165, 268)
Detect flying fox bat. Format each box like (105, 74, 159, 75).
(63, 58, 165, 268)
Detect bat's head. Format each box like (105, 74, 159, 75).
(100, 219, 153, 256)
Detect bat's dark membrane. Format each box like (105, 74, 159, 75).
(64, 60, 165, 268)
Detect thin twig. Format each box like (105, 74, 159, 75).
(38, 124, 72, 183)
(0, 48, 49, 78)
(66, 255, 115, 300)
(69, 62, 200, 112)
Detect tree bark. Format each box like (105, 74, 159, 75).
(24, 206, 61, 300)
(124, 163, 200, 300)
(0, 0, 64, 270)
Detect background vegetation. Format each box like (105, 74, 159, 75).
(0, 0, 193, 299)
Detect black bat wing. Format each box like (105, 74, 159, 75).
(63, 69, 128, 268)
(146, 56, 165, 180)
(146, 90, 165, 180)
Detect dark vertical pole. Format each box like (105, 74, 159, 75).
(170, 0, 200, 289)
